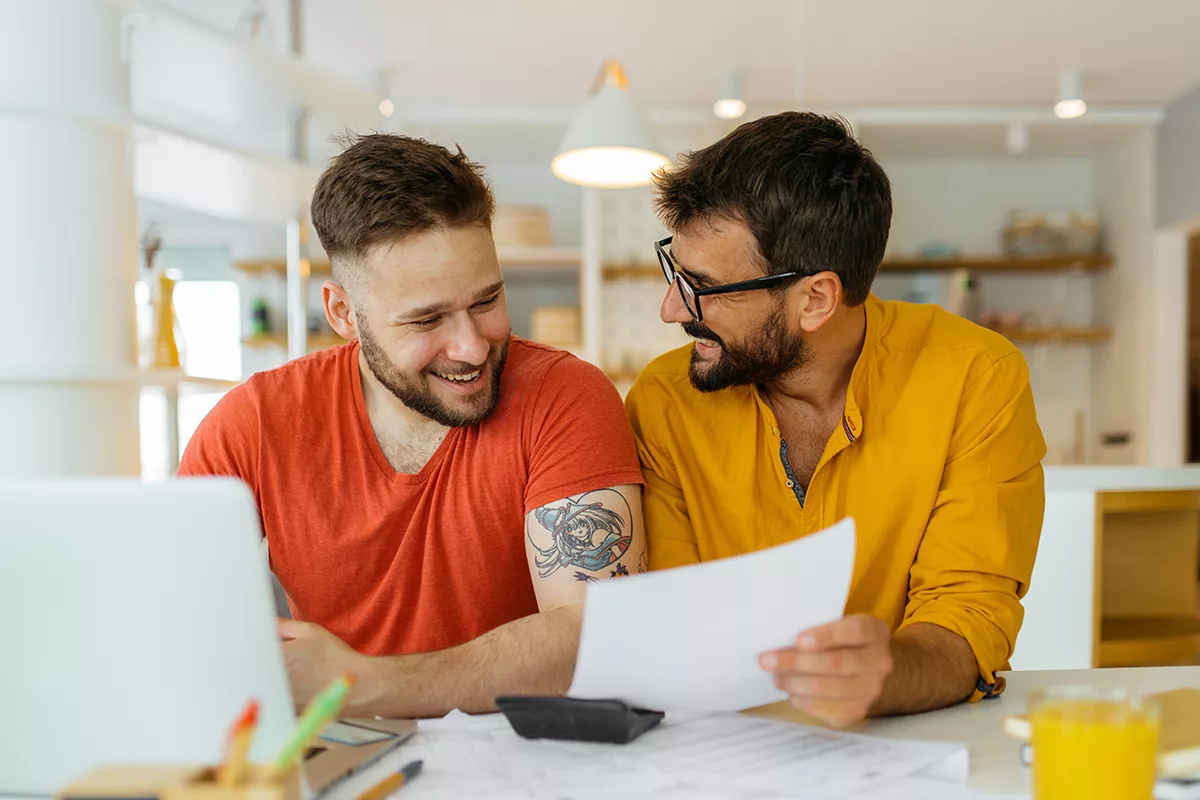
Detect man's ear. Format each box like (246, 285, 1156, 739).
(795, 271, 843, 334)
(323, 281, 359, 341)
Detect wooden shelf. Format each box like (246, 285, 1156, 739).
(1099, 616, 1200, 667)
(881, 254, 1112, 273)
(603, 254, 1112, 281)
(497, 246, 581, 266)
(234, 259, 331, 277)
(603, 264, 661, 280)
(235, 248, 582, 278)
(992, 326, 1112, 344)
(242, 333, 345, 350)
(0, 367, 237, 392)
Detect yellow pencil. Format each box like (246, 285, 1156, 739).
(356, 760, 423, 800)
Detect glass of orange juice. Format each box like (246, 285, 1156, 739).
(1029, 686, 1159, 800)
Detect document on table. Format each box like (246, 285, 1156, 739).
(568, 517, 856, 712)
(372, 710, 976, 800)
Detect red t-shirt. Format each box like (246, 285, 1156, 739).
(178, 337, 643, 656)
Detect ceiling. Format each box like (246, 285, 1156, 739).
(171, 0, 1200, 111)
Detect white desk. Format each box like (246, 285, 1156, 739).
(760, 665, 1200, 795)
(334, 666, 1200, 798)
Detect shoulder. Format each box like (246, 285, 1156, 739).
(626, 343, 750, 426)
(243, 342, 355, 402)
(501, 337, 617, 402)
(180, 343, 355, 475)
(871, 298, 1024, 384)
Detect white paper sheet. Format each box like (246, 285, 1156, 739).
(367, 711, 972, 800)
(568, 518, 857, 712)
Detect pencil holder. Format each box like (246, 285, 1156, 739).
(58, 764, 301, 800)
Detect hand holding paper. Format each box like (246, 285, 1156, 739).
(759, 613, 894, 726)
(568, 518, 857, 712)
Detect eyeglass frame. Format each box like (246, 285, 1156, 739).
(654, 236, 804, 322)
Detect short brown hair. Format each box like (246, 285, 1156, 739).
(654, 112, 891, 306)
(311, 133, 495, 275)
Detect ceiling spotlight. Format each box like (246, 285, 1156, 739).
(377, 68, 396, 119)
(1054, 69, 1087, 120)
(713, 71, 747, 120)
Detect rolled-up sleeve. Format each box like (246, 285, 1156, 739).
(899, 351, 1046, 700)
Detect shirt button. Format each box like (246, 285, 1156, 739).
(786, 480, 795, 488)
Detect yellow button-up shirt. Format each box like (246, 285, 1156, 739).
(626, 296, 1047, 697)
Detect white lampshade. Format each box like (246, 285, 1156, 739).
(552, 60, 670, 188)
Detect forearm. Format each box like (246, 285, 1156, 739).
(871, 622, 978, 717)
(349, 603, 582, 718)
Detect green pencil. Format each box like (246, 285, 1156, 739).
(271, 674, 356, 773)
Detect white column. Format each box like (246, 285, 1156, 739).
(580, 187, 604, 366)
(1147, 228, 1190, 466)
(0, 0, 141, 477)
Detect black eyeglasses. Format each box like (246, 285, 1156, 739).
(654, 236, 803, 321)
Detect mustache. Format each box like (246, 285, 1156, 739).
(681, 321, 724, 347)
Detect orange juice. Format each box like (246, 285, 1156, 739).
(1030, 692, 1159, 800)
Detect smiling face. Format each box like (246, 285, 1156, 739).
(659, 218, 811, 392)
(351, 224, 512, 427)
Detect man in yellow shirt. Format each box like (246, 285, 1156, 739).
(626, 112, 1046, 726)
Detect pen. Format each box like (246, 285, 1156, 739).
(216, 699, 259, 787)
(355, 759, 423, 800)
(270, 674, 356, 774)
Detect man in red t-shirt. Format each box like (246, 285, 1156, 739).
(179, 135, 645, 718)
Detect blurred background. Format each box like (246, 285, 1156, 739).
(5, 0, 1200, 482)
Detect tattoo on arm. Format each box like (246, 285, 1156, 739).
(529, 489, 644, 583)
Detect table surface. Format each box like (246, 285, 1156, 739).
(338, 665, 1200, 798)
(753, 665, 1200, 794)
(8, 666, 1195, 799)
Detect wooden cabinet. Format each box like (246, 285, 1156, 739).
(1095, 490, 1200, 667)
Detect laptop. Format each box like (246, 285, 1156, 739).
(0, 478, 296, 795)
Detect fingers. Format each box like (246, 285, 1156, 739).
(758, 615, 894, 728)
(760, 646, 887, 678)
(794, 615, 886, 652)
(774, 672, 882, 702)
(775, 669, 886, 727)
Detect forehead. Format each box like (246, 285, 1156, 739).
(361, 225, 501, 303)
(670, 217, 765, 281)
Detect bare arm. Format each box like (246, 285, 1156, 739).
(871, 622, 978, 717)
(282, 485, 645, 718)
(348, 602, 584, 717)
(760, 616, 977, 727)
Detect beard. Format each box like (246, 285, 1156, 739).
(358, 321, 509, 427)
(683, 299, 810, 393)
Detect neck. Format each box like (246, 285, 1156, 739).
(357, 349, 448, 436)
(761, 303, 867, 413)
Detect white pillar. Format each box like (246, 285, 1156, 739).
(580, 188, 603, 366)
(0, 0, 141, 477)
(1147, 228, 1190, 466)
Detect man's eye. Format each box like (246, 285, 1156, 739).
(410, 317, 440, 329)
